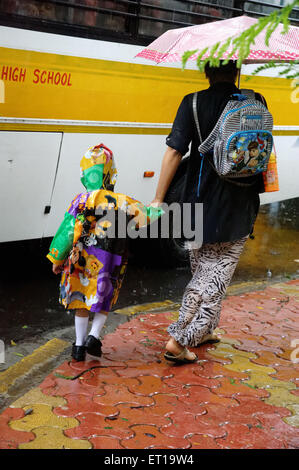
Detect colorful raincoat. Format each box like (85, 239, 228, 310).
(47, 144, 162, 314)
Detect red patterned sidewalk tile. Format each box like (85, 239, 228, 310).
(236, 395, 292, 418)
(216, 423, 285, 449)
(102, 337, 137, 356)
(0, 440, 18, 449)
(114, 403, 171, 428)
(120, 424, 191, 449)
(0, 408, 35, 448)
(1, 280, 298, 450)
(212, 377, 269, 399)
(251, 351, 293, 368)
(149, 393, 179, 417)
(194, 361, 250, 381)
(186, 434, 222, 449)
(164, 373, 220, 390)
(113, 362, 173, 379)
(127, 375, 178, 397)
(178, 385, 239, 407)
(68, 358, 128, 370)
(89, 435, 124, 449)
(80, 373, 139, 389)
(270, 367, 298, 384)
(255, 412, 299, 448)
(151, 393, 207, 418)
(93, 384, 155, 407)
(53, 393, 119, 419)
(234, 339, 283, 355)
(199, 402, 260, 427)
(41, 374, 103, 398)
(64, 412, 134, 441)
(160, 411, 226, 440)
(276, 347, 297, 362)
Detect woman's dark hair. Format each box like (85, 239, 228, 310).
(204, 61, 238, 84)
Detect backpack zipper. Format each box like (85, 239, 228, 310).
(220, 103, 256, 131)
(226, 129, 273, 151)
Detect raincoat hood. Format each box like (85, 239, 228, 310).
(80, 144, 117, 191)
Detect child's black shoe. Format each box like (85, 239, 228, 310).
(84, 335, 102, 357)
(71, 343, 86, 362)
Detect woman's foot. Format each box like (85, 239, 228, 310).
(165, 337, 197, 362)
(197, 333, 220, 346)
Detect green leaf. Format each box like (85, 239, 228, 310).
(54, 372, 74, 380)
(13, 352, 24, 357)
(244, 383, 256, 389)
(181, 49, 198, 70)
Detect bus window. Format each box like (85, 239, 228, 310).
(139, 1, 192, 38)
(0, 0, 297, 44)
(2, 0, 40, 17)
(0, 0, 130, 33)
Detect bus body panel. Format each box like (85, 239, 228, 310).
(0, 131, 62, 242)
(0, 27, 298, 243)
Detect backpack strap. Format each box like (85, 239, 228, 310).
(240, 88, 256, 100)
(192, 92, 205, 196)
(192, 92, 202, 144)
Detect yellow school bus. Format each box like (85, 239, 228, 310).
(0, 0, 298, 250)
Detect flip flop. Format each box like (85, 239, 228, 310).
(164, 347, 198, 365)
(197, 334, 220, 346)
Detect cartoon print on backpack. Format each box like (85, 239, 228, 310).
(230, 131, 272, 175)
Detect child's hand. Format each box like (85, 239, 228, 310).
(52, 263, 64, 275)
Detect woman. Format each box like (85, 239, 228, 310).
(151, 61, 265, 364)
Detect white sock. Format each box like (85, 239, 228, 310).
(89, 312, 107, 340)
(75, 316, 89, 346)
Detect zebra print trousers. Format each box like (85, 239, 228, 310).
(167, 235, 248, 347)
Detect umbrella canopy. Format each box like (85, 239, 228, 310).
(136, 15, 299, 64)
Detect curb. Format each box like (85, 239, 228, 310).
(0, 338, 70, 395)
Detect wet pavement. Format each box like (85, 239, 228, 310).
(0, 279, 298, 449)
(0, 197, 298, 345)
(0, 197, 298, 449)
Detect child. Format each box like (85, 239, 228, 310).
(47, 143, 162, 361)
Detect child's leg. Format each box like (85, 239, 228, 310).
(75, 308, 89, 346)
(88, 312, 108, 340)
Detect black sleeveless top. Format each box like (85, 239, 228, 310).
(166, 81, 265, 244)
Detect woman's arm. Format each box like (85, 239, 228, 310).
(151, 146, 182, 205)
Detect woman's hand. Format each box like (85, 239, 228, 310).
(52, 263, 64, 275)
(149, 199, 163, 207)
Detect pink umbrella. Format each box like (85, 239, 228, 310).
(135, 15, 299, 64)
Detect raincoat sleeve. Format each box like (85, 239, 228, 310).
(46, 194, 82, 265)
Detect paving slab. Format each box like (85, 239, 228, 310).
(0, 280, 298, 449)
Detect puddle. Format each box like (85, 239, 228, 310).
(0, 197, 298, 343)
